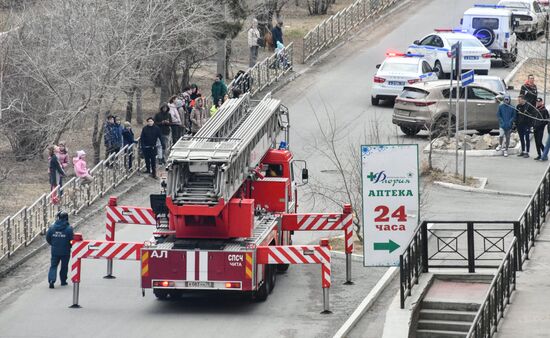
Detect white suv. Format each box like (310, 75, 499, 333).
(407, 31, 492, 79)
(498, 0, 547, 40)
(461, 5, 518, 66)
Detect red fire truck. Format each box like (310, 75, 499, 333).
(70, 93, 353, 311)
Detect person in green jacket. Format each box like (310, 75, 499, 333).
(211, 73, 227, 108)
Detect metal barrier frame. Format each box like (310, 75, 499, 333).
(302, 0, 399, 63)
(0, 143, 143, 262)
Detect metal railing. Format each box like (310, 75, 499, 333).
(466, 237, 518, 338)
(302, 0, 399, 63)
(228, 42, 294, 98)
(399, 221, 520, 309)
(0, 143, 143, 263)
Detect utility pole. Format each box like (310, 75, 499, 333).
(544, 8, 549, 103)
(217, 3, 228, 78)
(454, 42, 462, 176)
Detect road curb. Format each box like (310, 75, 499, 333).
(504, 56, 529, 84)
(333, 267, 398, 338)
(0, 176, 146, 278)
(432, 180, 531, 197)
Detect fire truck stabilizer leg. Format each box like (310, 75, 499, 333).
(344, 253, 353, 285)
(321, 288, 332, 314)
(69, 282, 81, 308)
(104, 259, 116, 279)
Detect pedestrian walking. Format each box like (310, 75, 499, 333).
(46, 210, 74, 288)
(516, 95, 537, 158)
(520, 74, 538, 108)
(122, 121, 137, 169)
(248, 19, 260, 67)
(271, 19, 284, 48)
(534, 98, 549, 160)
(211, 74, 228, 108)
(496, 95, 516, 157)
(140, 117, 164, 179)
(73, 150, 93, 184)
(168, 95, 183, 145)
(154, 103, 172, 164)
(103, 115, 117, 159)
(191, 97, 208, 134)
(48, 145, 65, 204)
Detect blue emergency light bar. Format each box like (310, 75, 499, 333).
(405, 53, 425, 57)
(474, 4, 506, 8)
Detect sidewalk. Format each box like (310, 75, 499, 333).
(496, 224, 550, 337)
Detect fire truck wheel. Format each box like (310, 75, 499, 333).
(269, 265, 276, 293)
(254, 266, 271, 302)
(276, 264, 290, 272)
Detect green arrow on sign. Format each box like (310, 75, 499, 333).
(373, 240, 400, 253)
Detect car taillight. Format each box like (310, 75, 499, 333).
(504, 42, 507, 49)
(447, 51, 453, 58)
(374, 76, 386, 83)
(408, 79, 420, 84)
(482, 53, 491, 59)
(153, 280, 175, 287)
(225, 282, 241, 289)
(414, 101, 436, 107)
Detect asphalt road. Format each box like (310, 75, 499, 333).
(0, 0, 543, 337)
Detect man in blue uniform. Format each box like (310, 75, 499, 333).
(46, 211, 74, 288)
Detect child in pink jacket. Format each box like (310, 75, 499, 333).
(73, 150, 93, 184)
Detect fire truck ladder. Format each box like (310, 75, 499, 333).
(166, 93, 289, 205)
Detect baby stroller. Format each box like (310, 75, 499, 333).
(270, 41, 291, 70)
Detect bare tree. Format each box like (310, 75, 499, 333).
(306, 0, 331, 15)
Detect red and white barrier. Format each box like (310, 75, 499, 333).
(281, 204, 354, 284)
(105, 197, 156, 241)
(70, 238, 144, 308)
(257, 240, 332, 313)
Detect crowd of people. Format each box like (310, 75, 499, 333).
(497, 74, 550, 160)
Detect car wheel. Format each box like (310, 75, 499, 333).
(530, 30, 537, 40)
(153, 289, 170, 300)
(477, 69, 489, 76)
(371, 96, 380, 106)
(433, 115, 456, 137)
(277, 264, 290, 272)
(476, 129, 492, 135)
(511, 49, 518, 62)
(434, 61, 445, 79)
(400, 126, 421, 136)
(254, 265, 271, 302)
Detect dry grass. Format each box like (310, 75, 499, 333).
(329, 233, 363, 254)
(420, 164, 479, 187)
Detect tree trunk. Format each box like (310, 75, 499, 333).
(181, 65, 190, 91)
(136, 87, 143, 125)
(92, 110, 102, 165)
(159, 66, 171, 106)
(125, 88, 135, 122)
(216, 39, 227, 80)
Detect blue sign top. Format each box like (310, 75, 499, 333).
(461, 70, 475, 86)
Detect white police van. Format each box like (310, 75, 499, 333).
(461, 5, 518, 66)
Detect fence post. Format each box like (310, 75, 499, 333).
(6, 218, 12, 257)
(42, 195, 48, 235)
(23, 208, 29, 246)
(399, 255, 405, 308)
(513, 221, 522, 271)
(99, 162, 105, 196)
(467, 222, 475, 273)
(421, 221, 428, 272)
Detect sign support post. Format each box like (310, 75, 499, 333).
(460, 70, 475, 183)
(454, 42, 462, 176)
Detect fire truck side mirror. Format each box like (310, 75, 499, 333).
(301, 168, 309, 183)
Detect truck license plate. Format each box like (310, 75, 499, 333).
(464, 56, 478, 60)
(388, 81, 405, 86)
(185, 281, 214, 288)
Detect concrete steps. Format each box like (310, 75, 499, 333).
(415, 301, 479, 338)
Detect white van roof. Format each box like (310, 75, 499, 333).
(464, 7, 513, 17)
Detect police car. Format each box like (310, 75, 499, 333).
(371, 52, 438, 106)
(407, 30, 491, 79)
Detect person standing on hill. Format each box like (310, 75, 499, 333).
(154, 103, 172, 164)
(271, 19, 284, 48)
(520, 74, 538, 108)
(168, 95, 183, 145)
(248, 19, 260, 67)
(211, 74, 227, 108)
(140, 117, 164, 179)
(48, 145, 65, 203)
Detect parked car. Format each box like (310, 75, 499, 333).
(371, 52, 438, 106)
(392, 80, 504, 136)
(538, 0, 549, 8)
(473, 75, 513, 95)
(461, 5, 518, 66)
(407, 30, 491, 79)
(497, 0, 547, 40)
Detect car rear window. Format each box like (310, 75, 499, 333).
(381, 62, 418, 73)
(447, 38, 483, 48)
(399, 87, 429, 99)
(472, 18, 499, 29)
(475, 79, 504, 93)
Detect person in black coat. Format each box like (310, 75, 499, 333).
(516, 95, 537, 158)
(520, 74, 538, 108)
(154, 104, 172, 164)
(46, 211, 74, 288)
(122, 121, 137, 169)
(48, 145, 65, 202)
(140, 117, 164, 178)
(271, 19, 283, 47)
(534, 98, 549, 160)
